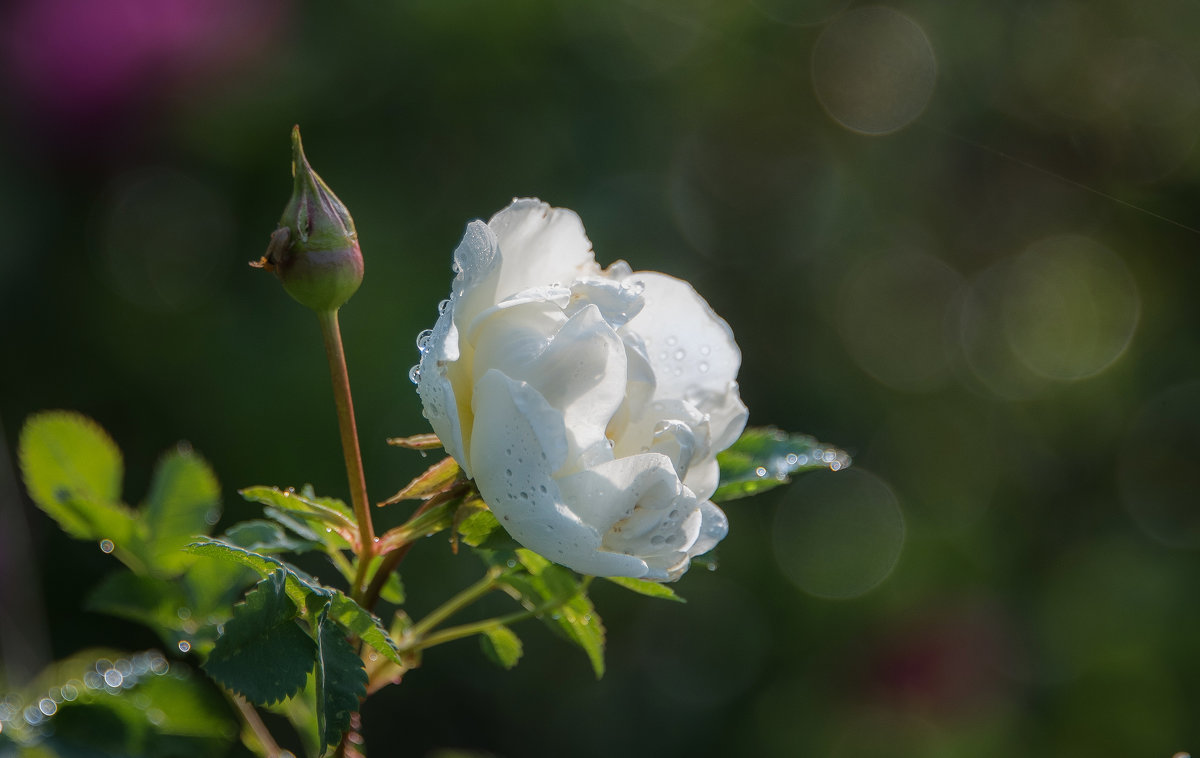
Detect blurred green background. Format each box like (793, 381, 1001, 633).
(3, 0, 1199, 755)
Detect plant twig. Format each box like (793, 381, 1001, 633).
(317, 309, 375, 601)
(233, 695, 287, 757)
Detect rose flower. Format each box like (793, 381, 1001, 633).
(416, 199, 746, 581)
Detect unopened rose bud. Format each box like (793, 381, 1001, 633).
(253, 126, 363, 312)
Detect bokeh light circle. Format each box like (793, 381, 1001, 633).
(837, 249, 964, 392)
(1118, 382, 1200, 549)
(1002, 235, 1139, 381)
(811, 6, 937, 135)
(773, 468, 905, 599)
(92, 168, 232, 312)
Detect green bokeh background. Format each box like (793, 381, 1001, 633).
(3, 0, 1200, 755)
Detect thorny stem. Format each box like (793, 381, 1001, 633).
(317, 309, 375, 602)
(233, 695, 287, 758)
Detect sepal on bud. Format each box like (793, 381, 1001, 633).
(253, 126, 363, 312)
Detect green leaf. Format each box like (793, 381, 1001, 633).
(604, 576, 686, 603)
(379, 455, 462, 506)
(223, 520, 321, 554)
(18, 411, 136, 544)
(327, 594, 403, 666)
(203, 570, 316, 705)
(187, 538, 402, 666)
(312, 603, 367, 752)
(378, 571, 406, 605)
(503, 550, 605, 678)
(457, 507, 520, 552)
(5, 648, 236, 754)
(87, 572, 191, 643)
(480, 625, 523, 670)
(713, 426, 852, 503)
(240, 485, 356, 531)
(140, 446, 221, 573)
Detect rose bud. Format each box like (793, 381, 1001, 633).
(253, 126, 363, 313)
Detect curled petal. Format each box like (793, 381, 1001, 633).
(469, 370, 648, 577)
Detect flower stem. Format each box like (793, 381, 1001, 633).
(232, 695, 286, 757)
(317, 308, 375, 600)
(406, 567, 502, 641)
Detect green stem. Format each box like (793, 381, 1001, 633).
(317, 309, 375, 600)
(401, 583, 587, 654)
(231, 695, 285, 757)
(406, 567, 502, 641)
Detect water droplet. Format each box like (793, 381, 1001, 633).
(658, 350, 669, 361)
(699, 345, 711, 356)
(415, 329, 435, 352)
(204, 508, 220, 525)
(99, 539, 114, 553)
(437, 298, 451, 315)
(506, 559, 517, 568)
(177, 641, 191, 653)
(755, 466, 768, 477)
(83, 672, 102, 689)
(628, 280, 645, 296)
(147, 708, 166, 726)
(666, 336, 678, 346)
(177, 607, 192, 621)
(673, 349, 686, 361)
(60, 684, 78, 702)
(785, 453, 799, 466)
(38, 699, 56, 717)
(698, 361, 709, 373)
(673, 366, 684, 377)
(103, 669, 124, 688)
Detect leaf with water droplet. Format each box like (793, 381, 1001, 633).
(186, 538, 402, 666)
(480, 625, 523, 670)
(312, 601, 367, 752)
(712, 427, 853, 503)
(18, 411, 136, 545)
(203, 570, 316, 706)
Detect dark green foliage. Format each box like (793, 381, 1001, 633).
(313, 603, 368, 751)
(203, 571, 315, 705)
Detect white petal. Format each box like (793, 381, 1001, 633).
(621, 272, 741, 418)
(469, 370, 648, 577)
(473, 303, 627, 475)
(488, 199, 600, 302)
(556, 453, 681, 534)
(448, 220, 503, 331)
(416, 307, 470, 474)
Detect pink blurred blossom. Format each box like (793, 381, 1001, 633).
(3, 0, 287, 124)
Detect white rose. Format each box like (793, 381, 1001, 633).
(414, 199, 747, 581)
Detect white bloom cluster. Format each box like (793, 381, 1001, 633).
(416, 199, 747, 580)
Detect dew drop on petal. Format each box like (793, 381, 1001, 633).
(698, 361, 709, 373)
(755, 466, 768, 477)
(99, 539, 114, 553)
(700, 345, 711, 356)
(103, 669, 123, 688)
(673, 349, 686, 361)
(38, 699, 56, 717)
(416, 329, 435, 352)
(437, 298, 451, 315)
(408, 364, 422, 384)
(177, 641, 191, 653)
